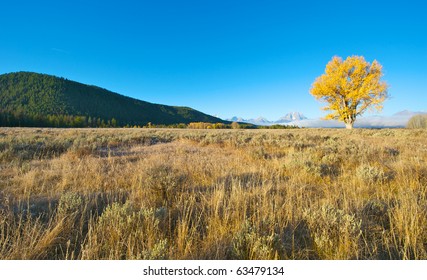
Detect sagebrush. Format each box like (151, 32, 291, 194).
(0, 127, 426, 259)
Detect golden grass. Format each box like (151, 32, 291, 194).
(0, 127, 426, 259)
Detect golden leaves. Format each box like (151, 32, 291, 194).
(310, 55, 389, 127)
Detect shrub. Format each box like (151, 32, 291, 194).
(356, 164, 388, 183)
(57, 192, 83, 218)
(361, 199, 390, 230)
(232, 220, 282, 260)
(304, 161, 335, 177)
(303, 205, 362, 258)
(142, 239, 168, 260)
(407, 114, 427, 129)
(144, 164, 187, 206)
(82, 202, 167, 259)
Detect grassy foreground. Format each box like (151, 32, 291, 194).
(0, 127, 426, 259)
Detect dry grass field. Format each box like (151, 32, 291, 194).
(0, 127, 426, 259)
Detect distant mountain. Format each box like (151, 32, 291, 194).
(229, 116, 246, 123)
(393, 110, 427, 117)
(283, 110, 427, 128)
(227, 112, 306, 125)
(275, 112, 307, 123)
(228, 110, 427, 128)
(227, 116, 270, 125)
(253, 117, 270, 124)
(0, 72, 224, 127)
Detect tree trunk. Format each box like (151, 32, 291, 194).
(345, 122, 354, 129)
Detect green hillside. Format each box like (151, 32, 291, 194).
(0, 72, 224, 127)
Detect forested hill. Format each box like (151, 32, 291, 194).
(0, 72, 224, 127)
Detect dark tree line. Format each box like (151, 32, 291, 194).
(0, 110, 119, 128)
(0, 72, 223, 126)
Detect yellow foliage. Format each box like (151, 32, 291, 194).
(310, 56, 388, 129)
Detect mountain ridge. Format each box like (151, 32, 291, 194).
(227, 112, 307, 125)
(0, 71, 225, 127)
(228, 110, 426, 128)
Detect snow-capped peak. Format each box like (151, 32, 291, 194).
(276, 112, 307, 123)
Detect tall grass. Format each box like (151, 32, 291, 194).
(0, 127, 426, 259)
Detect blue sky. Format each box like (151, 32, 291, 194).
(1, 0, 426, 120)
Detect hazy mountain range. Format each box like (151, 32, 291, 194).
(227, 112, 307, 125)
(228, 110, 426, 128)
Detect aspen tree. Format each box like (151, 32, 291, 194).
(310, 56, 388, 129)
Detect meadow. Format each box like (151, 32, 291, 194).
(0, 127, 426, 259)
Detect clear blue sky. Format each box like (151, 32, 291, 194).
(1, 0, 426, 120)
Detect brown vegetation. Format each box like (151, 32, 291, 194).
(407, 114, 427, 129)
(0, 127, 426, 259)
